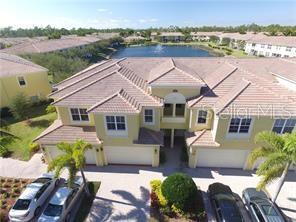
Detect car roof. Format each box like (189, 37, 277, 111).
(255, 200, 285, 222)
(49, 187, 72, 205)
(244, 188, 268, 200)
(19, 183, 43, 200)
(209, 182, 232, 195)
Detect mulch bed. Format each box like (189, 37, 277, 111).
(0, 177, 32, 222)
(150, 190, 207, 222)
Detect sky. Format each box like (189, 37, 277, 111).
(0, 0, 295, 29)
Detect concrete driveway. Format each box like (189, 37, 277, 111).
(84, 164, 296, 221)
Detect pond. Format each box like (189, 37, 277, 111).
(112, 44, 214, 58)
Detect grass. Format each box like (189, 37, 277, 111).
(3, 104, 57, 160)
(74, 181, 101, 222)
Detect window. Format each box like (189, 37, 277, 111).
(267, 45, 272, 49)
(272, 119, 296, 134)
(35, 182, 50, 200)
(228, 118, 252, 133)
(261, 44, 265, 48)
(17, 76, 26, 86)
(286, 47, 292, 52)
(144, 109, 154, 123)
(175, 104, 185, 116)
(197, 110, 207, 124)
(70, 108, 89, 121)
(106, 116, 126, 131)
(265, 52, 270, 57)
(163, 103, 173, 116)
(252, 43, 256, 47)
(250, 203, 265, 222)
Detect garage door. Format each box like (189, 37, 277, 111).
(46, 146, 96, 164)
(196, 148, 250, 168)
(104, 146, 154, 165)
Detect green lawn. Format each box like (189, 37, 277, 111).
(4, 105, 57, 160)
(75, 181, 101, 222)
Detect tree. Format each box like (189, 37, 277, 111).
(47, 139, 92, 195)
(248, 131, 296, 202)
(10, 93, 31, 120)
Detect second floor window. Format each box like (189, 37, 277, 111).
(286, 47, 292, 52)
(17, 76, 26, 86)
(70, 108, 89, 121)
(272, 119, 296, 134)
(144, 109, 154, 123)
(106, 116, 126, 131)
(267, 45, 272, 49)
(228, 118, 252, 134)
(197, 110, 207, 124)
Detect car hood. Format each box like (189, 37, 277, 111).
(9, 209, 30, 218)
(38, 214, 60, 222)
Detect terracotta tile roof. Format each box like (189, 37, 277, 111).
(1, 36, 101, 55)
(159, 32, 184, 37)
(0, 53, 47, 77)
(34, 120, 100, 145)
(247, 35, 296, 47)
(134, 127, 164, 146)
(87, 89, 140, 113)
(185, 130, 220, 147)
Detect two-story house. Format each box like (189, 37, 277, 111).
(34, 57, 296, 169)
(0, 53, 51, 108)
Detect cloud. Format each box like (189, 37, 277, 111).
(138, 18, 158, 23)
(97, 8, 108, 12)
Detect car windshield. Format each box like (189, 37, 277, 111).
(261, 204, 279, 216)
(44, 203, 63, 217)
(12, 199, 31, 210)
(33, 178, 51, 184)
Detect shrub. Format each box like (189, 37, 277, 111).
(150, 180, 167, 207)
(0, 107, 12, 118)
(226, 51, 232, 55)
(46, 105, 56, 114)
(0, 145, 9, 157)
(161, 173, 198, 211)
(10, 93, 31, 120)
(29, 142, 40, 153)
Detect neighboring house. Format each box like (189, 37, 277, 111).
(34, 58, 296, 169)
(0, 35, 101, 55)
(245, 36, 296, 57)
(190, 32, 223, 41)
(0, 53, 52, 108)
(124, 35, 147, 43)
(158, 32, 185, 42)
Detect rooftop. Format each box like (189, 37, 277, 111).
(0, 52, 47, 77)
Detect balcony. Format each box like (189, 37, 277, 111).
(162, 103, 186, 123)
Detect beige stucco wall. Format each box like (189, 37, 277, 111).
(0, 71, 51, 108)
(94, 113, 140, 146)
(56, 106, 95, 126)
(150, 86, 201, 99)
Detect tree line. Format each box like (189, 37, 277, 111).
(1, 23, 296, 38)
(22, 37, 124, 83)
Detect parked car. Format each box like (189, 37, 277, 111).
(9, 173, 59, 222)
(38, 176, 85, 222)
(208, 182, 244, 222)
(242, 188, 286, 222)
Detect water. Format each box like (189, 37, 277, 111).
(112, 44, 213, 58)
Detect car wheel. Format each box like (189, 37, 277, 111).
(34, 206, 41, 217)
(55, 179, 60, 187)
(65, 212, 71, 222)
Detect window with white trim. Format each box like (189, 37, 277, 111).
(106, 116, 126, 131)
(228, 118, 252, 133)
(272, 119, 296, 134)
(197, 110, 207, 124)
(144, 109, 153, 123)
(17, 76, 26, 86)
(70, 108, 89, 121)
(286, 47, 292, 52)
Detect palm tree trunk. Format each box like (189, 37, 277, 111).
(272, 162, 290, 202)
(80, 168, 90, 196)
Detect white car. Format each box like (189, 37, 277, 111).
(9, 173, 59, 222)
(38, 177, 84, 222)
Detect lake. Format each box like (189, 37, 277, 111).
(112, 45, 214, 58)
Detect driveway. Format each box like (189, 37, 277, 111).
(1, 153, 295, 221)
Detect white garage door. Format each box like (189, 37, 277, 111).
(46, 146, 96, 164)
(196, 148, 250, 168)
(104, 146, 154, 165)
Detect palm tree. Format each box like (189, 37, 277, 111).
(248, 130, 296, 202)
(47, 139, 91, 195)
